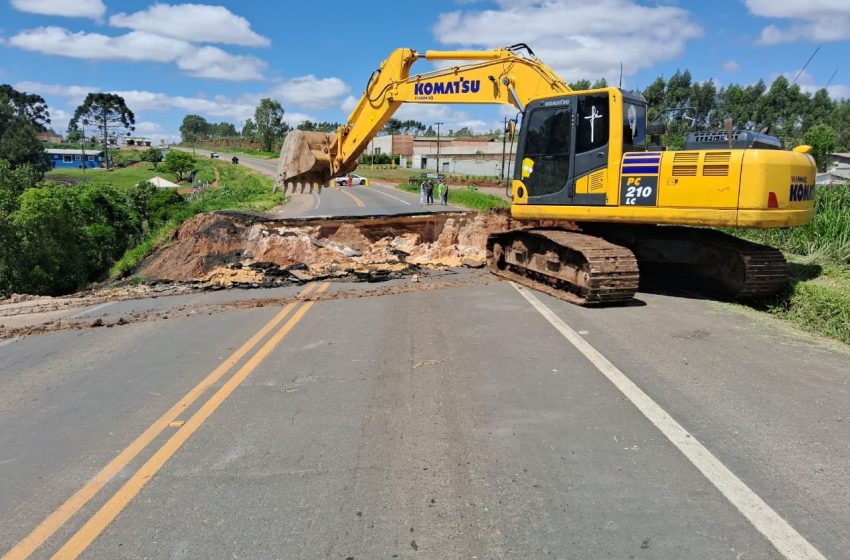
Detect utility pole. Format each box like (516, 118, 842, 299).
(435, 121, 443, 176)
(500, 117, 508, 185)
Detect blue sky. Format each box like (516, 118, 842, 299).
(1, 0, 848, 143)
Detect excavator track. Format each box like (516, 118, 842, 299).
(487, 229, 640, 306)
(581, 225, 789, 300)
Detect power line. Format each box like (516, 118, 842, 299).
(792, 46, 820, 84)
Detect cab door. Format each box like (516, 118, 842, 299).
(517, 93, 610, 206)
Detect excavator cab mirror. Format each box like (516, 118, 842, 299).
(505, 119, 517, 140)
(647, 121, 666, 150)
(647, 121, 666, 136)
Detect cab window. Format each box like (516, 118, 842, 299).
(522, 106, 572, 196)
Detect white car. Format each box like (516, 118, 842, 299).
(209, 152, 220, 159)
(335, 173, 369, 186)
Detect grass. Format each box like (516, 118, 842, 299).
(396, 182, 509, 211)
(750, 259, 850, 344)
(46, 163, 164, 189)
(729, 186, 850, 263)
(107, 159, 283, 278)
(729, 185, 850, 344)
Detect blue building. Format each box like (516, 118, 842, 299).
(45, 149, 106, 170)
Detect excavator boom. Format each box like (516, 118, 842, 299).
(279, 44, 570, 187)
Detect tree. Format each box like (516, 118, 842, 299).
(180, 114, 209, 149)
(0, 103, 48, 173)
(297, 120, 317, 132)
(254, 98, 288, 152)
(241, 118, 257, 139)
(0, 84, 50, 130)
(161, 150, 195, 182)
(143, 147, 163, 170)
(569, 79, 591, 91)
(382, 118, 402, 135)
(804, 124, 837, 172)
(69, 93, 135, 169)
(209, 121, 237, 138)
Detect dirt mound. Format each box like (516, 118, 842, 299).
(136, 210, 527, 285)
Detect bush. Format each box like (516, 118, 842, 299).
(731, 185, 850, 263)
(112, 150, 144, 168)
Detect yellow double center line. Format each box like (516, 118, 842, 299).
(339, 188, 365, 208)
(3, 282, 329, 560)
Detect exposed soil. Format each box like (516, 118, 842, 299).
(135, 209, 532, 287)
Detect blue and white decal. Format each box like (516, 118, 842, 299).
(622, 152, 662, 176)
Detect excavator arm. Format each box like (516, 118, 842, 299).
(279, 44, 571, 187)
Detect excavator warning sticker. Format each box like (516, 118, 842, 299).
(620, 176, 658, 206)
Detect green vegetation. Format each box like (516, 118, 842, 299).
(47, 165, 161, 189)
(730, 185, 850, 344)
(731, 187, 850, 263)
(396, 181, 509, 211)
(2, 151, 282, 296)
(108, 161, 280, 278)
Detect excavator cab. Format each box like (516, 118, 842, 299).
(512, 88, 646, 207)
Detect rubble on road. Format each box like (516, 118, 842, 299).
(134, 210, 532, 288)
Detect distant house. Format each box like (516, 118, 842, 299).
(45, 148, 106, 170)
(123, 136, 152, 148)
(36, 130, 63, 143)
(829, 152, 850, 166)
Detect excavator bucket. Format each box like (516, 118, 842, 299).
(278, 130, 336, 188)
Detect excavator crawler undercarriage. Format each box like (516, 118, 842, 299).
(487, 229, 640, 305)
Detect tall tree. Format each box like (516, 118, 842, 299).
(241, 118, 257, 139)
(0, 86, 49, 172)
(569, 79, 591, 91)
(254, 98, 288, 152)
(179, 114, 209, 148)
(69, 93, 135, 169)
(0, 84, 50, 130)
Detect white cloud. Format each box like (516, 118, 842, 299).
(175, 45, 266, 81)
(723, 59, 740, 72)
(391, 104, 491, 133)
(779, 70, 850, 100)
(282, 112, 318, 127)
(268, 75, 350, 109)
(8, 26, 266, 80)
(745, 0, 850, 44)
(133, 121, 163, 134)
(340, 95, 358, 113)
(49, 108, 72, 133)
(110, 3, 269, 47)
(432, 0, 702, 82)
(14, 80, 96, 105)
(11, 0, 105, 19)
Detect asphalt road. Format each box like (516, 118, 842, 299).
(1, 156, 849, 559)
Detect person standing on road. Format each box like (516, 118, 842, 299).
(426, 180, 434, 205)
(419, 179, 427, 204)
(439, 180, 448, 205)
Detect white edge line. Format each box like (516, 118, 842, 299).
(0, 337, 19, 348)
(510, 282, 827, 560)
(367, 184, 411, 205)
(313, 192, 321, 210)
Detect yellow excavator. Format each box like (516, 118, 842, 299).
(279, 44, 816, 305)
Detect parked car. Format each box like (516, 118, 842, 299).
(210, 152, 219, 159)
(334, 173, 369, 186)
